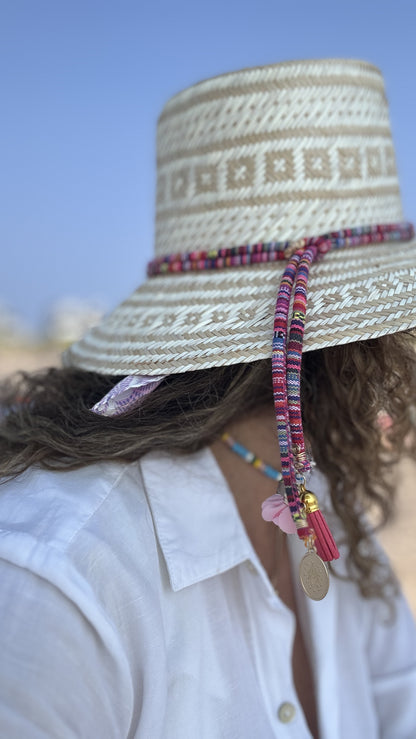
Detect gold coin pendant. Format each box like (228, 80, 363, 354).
(299, 551, 329, 601)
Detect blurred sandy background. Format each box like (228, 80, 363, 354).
(0, 346, 415, 616)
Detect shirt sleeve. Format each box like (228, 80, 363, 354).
(0, 556, 134, 738)
(368, 590, 416, 737)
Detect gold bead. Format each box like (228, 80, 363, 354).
(301, 490, 320, 514)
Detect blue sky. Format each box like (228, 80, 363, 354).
(1, 0, 416, 330)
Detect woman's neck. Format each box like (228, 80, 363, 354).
(210, 407, 284, 580)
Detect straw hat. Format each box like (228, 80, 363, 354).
(64, 58, 416, 376)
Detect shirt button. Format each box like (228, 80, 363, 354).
(277, 701, 296, 723)
(246, 562, 256, 573)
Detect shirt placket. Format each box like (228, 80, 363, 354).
(240, 557, 313, 737)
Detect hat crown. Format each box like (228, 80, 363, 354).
(64, 59, 416, 377)
(155, 59, 402, 256)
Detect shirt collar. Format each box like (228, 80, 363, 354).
(140, 447, 253, 591)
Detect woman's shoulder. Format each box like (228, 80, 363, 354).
(0, 457, 169, 646)
(0, 460, 149, 556)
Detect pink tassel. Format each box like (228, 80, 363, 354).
(301, 489, 339, 562)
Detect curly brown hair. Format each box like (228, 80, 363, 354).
(0, 331, 415, 600)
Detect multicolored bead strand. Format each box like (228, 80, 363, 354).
(272, 251, 303, 522)
(221, 432, 283, 482)
(285, 244, 318, 477)
(147, 222, 414, 276)
(272, 239, 339, 559)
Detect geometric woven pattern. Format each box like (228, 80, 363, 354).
(64, 59, 416, 376)
(64, 240, 416, 375)
(155, 59, 401, 254)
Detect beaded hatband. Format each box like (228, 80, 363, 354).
(147, 221, 414, 562)
(147, 222, 413, 276)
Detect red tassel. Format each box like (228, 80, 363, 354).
(301, 489, 339, 562)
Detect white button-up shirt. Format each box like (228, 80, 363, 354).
(0, 448, 415, 737)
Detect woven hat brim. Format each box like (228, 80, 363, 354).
(64, 240, 416, 376)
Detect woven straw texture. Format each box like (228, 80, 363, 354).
(65, 59, 416, 375)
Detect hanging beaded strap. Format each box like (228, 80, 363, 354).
(148, 222, 414, 560)
(272, 240, 341, 560)
(272, 250, 303, 521)
(148, 222, 415, 561)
